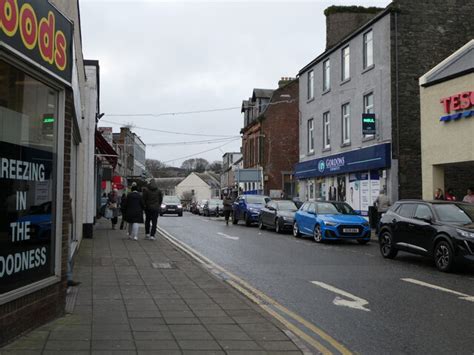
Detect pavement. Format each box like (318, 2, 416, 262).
(1, 219, 304, 355)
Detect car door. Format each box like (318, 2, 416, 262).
(393, 203, 417, 248)
(306, 202, 318, 233)
(300, 202, 316, 235)
(296, 202, 309, 234)
(260, 202, 270, 225)
(265, 201, 277, 226)
(233, 197, 241, 218)
(407, 204, 437, 254)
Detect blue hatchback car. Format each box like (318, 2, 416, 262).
(293, 201, 371, 244)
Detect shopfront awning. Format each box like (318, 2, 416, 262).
(95, 130, 118, 168)
(295, 143, 391, 179)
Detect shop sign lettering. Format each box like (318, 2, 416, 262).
(319, 157, 345, 173)
(0, 142, 54, 295)
(0, 0, 72, 83)
(439, 91, 474, 122)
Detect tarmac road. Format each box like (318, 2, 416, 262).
(159, 212, 474, 354)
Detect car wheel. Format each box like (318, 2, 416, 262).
(313, 225, 323, 243)
(178, 213, 183, 217)
(434, 240, 455, 272)
(379, 230, 398, 259)
(258, 217, 266, 230)
(245, 213, 252, 227)
(293, 222, 301, 238)
(275, 218, 282, 234)
(232, 213, 238, 225)
(357, 239, 369, 245)
(159, 213, 163, 216)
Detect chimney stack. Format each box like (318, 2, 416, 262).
(325, 6, 383, 50)
(278, 77, 295, 88)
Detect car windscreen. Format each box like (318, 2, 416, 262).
(333, 202, 357, 215)
(209, 199, 223, 206)
(316, 203, 341, 214)
(433, 204, 474, 224)
(163, 196, 180, 204)
(246, 195, 270, 204)
(276, 201, 297, 211)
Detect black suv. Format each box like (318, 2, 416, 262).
(378, 200, 474, 272)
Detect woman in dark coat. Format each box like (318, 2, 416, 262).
(123, 185, 144, 240)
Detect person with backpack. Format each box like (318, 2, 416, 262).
(143, 179, 163, 240)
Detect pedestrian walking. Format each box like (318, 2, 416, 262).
(463, 187, 474, 204)
(223, 193, 234, 226)
(434, 188, 444, 200)
(445, 188, 456, 201)
(123, 184, 144, 240)
(143, 179, 163, 240)
(107, 188, 119, 229)
(119, 192, 127, 230)
(373, 189, 390, 230)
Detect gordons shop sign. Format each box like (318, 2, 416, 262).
(0, 0, 73, 83)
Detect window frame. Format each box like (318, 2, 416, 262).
(363, 30, 374, 69)
(0, 53, 66, 305)
(307, 118, 314, 153)
(341, 102, 350, 145)
(341, 46, 350, 82)
(323, 111, 331, 150)
(363, 92, 374, 139)
(307, 70, 314, 100)
(323, 59, 330, 92)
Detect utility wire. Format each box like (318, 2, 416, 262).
(104, 99, 296, 118)
(147, 137, 237, 147)
(101, 119, 239, 138)
(161, 138, 241, 164)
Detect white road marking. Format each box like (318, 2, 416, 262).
(311, 281, 370, 312)
(401, 278, 474, 303)
(200, 219, 209, 222)
(216, 232, 239, 241)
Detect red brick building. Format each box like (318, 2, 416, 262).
(241, 78, 299, 198)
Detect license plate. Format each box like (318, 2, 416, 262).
(168, 209, 175, 211)
(343, 228, 359, 233)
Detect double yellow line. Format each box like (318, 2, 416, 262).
(157, 226, 352, 355)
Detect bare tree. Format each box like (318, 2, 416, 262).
(145, 159, 166, 177)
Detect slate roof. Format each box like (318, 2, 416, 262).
(195, 172, 221, 189)
(252, 89, 274, 100)
(420, 40, 474, 87)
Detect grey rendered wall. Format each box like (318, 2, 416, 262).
(299, 13, 392, 162)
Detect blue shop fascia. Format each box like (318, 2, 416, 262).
(295, 143, 394, 215)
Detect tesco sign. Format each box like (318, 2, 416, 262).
(439, 91, 474, 122)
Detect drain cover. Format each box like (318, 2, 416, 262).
(151, 262, 174, 269)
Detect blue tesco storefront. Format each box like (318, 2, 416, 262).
(294, 143, 393, 215)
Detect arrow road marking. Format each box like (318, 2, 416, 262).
(216, 232, 239, 241)
(401, 278, 474, 303)
(311, 281, 370, 312)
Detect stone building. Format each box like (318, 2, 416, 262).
(296, 1, 474, 214)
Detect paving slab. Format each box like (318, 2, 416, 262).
(1, 220, 303, 354)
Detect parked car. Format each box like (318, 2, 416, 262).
(293, 201, 370, 244)
(232, 194, 271, 226)
(203, 199, 224, 216)
(258, 200, 298, 233)
(197, 200, 208, 215)
(378, 200, 474, 272)
(160, 195, 183, 216)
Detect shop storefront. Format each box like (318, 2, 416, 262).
(0, 0, 73, 345)
(295, 143, 392, 215)
(420, 40, 474, 201)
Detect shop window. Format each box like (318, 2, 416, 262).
(0, 60, 58, 295)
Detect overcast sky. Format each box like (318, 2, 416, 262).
(80, 0, 391, 167)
